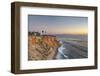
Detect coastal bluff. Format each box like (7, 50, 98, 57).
(28, 35, 60, 60)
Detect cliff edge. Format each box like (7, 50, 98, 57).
(28, 35, 60, 60)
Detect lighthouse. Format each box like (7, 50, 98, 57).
(41, 25, 47, 35)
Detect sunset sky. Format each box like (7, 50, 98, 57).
(28, 15, 88, 35)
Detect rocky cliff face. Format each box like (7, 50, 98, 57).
(28, 35, 60, 60)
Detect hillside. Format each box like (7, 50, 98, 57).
(28, 35, 60, 60)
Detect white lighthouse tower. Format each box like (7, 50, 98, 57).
(41, 25, 47, 35)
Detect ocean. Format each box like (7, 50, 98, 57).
(55, 34, 87, 41)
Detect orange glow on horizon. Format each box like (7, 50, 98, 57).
(48, 26, 88, 35)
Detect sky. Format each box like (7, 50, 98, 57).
(28, 15, 88, 35)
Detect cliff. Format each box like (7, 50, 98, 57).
(28, 35, 60, 60)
